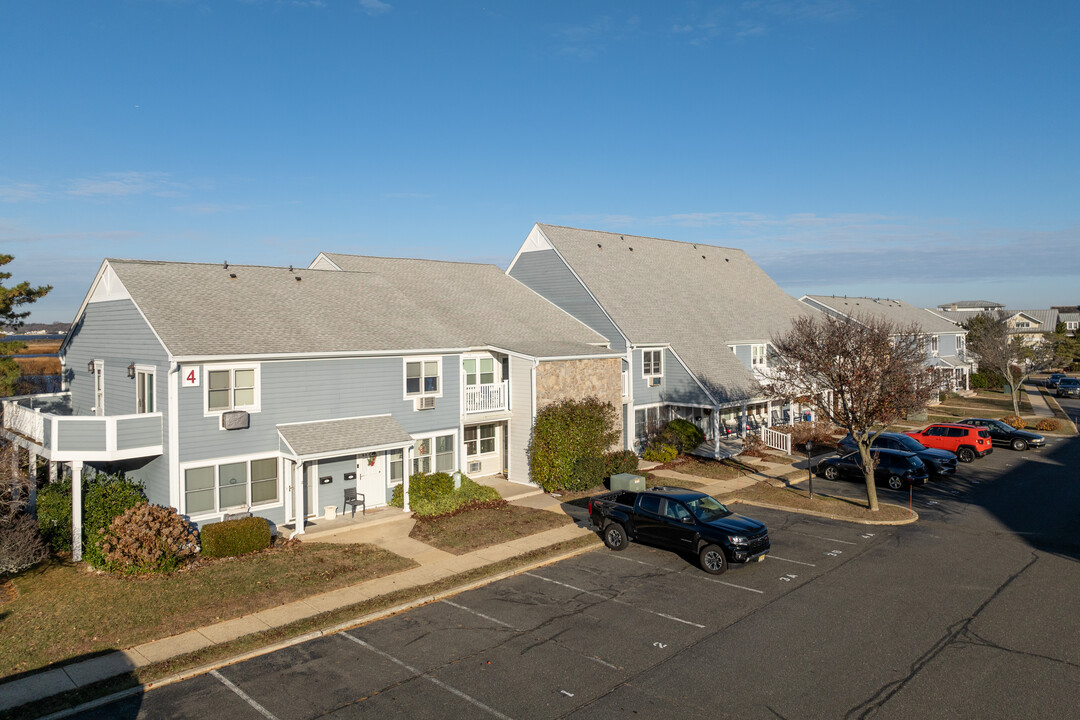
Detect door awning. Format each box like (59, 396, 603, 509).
(277, 414, 413, 460)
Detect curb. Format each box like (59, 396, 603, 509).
(729, 498, 919, 525)
(30, 539, 602, 720)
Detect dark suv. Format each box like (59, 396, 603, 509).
(836, 432, 957, 477)
(1046, 374, 1067, 388)
(958, 418, 1045, 451)
(816, 449, 929, 490)
(1057, 378, 1080, 398)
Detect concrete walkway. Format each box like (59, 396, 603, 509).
(1022, 380, 1054, 418)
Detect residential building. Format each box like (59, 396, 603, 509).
(506, 224, 815, 455)
(1003, 309, 1059, 345)
(2, 257, 620, 558)
(801, 295, 973, 391)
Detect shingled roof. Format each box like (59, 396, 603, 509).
(106, 258, 613, 359)
(803, 295, 962, 334)
(529, 224, 813, 403)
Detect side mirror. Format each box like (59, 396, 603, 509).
(681, 516, 694, 524)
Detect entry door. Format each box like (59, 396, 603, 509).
(357, 451, 386, 507)
(93, 361, 105, 416)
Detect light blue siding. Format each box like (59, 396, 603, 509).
(56, 421, 106, 451)
(936, 334, 960, 356)
(632, 349, 710, 407)
(733, 345, 752, 370)
(178, 355, 462, 464)
(64, 298, 171, 504)
(116, 415, 162, 450)
(316, 455, 356, 509)
(509, 250, 627, 352)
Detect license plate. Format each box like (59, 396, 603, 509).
(757, 554, 767, 562)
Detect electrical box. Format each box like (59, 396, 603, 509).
(610, 473, 645, 492)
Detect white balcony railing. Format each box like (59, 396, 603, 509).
(464, 380, 509, 414)
(2, 397, 48, 443)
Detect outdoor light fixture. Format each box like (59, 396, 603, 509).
(127, 363, 136, 379)
(87, 361, 94, 373)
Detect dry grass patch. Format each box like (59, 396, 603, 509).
(717, 482, 914, 523)
(409, 504, 572, 555)
(0, 542, 414, 679)
(667, 456, 762, 481)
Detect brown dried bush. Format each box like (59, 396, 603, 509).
(0, 514, 48, 576)
(773, 421, 841, 452)
(1035, 418, 1061, 432)
(100, 503, 199, 574)
(741, 432, 768, 458)
(1000, 415, 1026, 429)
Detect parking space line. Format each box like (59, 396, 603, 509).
(524, 571, 707, 628)
(341, 633, 514, 720)
(608, 555, 764, 594)
(441, 599, 518, 630)
(767, 555, 817, 567)
(210, 670, 280, 720)
(788, 531, 857, 545)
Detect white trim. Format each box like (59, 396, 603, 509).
(92, 360, 105, 416)
(402, 356, 444, 401)
(640, 347, 664, 381)
(179, 452, 285, 521)
(202, 362, 262, 418)
(409, 428, 459, 475)
(307, 252, 343, 271)
(168, 362, 181, 510)
(134, 363, 157, 413)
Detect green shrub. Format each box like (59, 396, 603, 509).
(527, 397, 620, 492)
(83, 473, 147, 568)
(406, 472, 455, 504)
(1000, 415, 1026, 429)
(36, 477, 72, 553)
(643, 443, 677, 463)
(1035, 418, 1061, 432)
(389, 483, 404, 508)
(100, 503, 199, 574)
(573, 456, 606, 489)
(659, 419, 705, 452)
(410, 477, 501, 518)
(970, 371, 1005, 390)
(200, 516, 272, 558)
(605, 449, 639, 476)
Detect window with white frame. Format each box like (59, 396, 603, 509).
(413, 434, 454, 474)
(1014, 321, 1031, 328)
(1067, 321, 1078, 331)
(751, 344, 767, 367)
(405, 359, 441, 397)
(642, 349, 663, 385)
(135, 365, 155, 413)
(929, 336, 939, 354)
(463, 357, 495, 386)
(184, 456, 279, 515)
(956, 334, 966, 355)
(465, 424, 496, 456)
(389, 449, 404, 485)
(206, 365, 258, 413)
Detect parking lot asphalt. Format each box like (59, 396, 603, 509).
(67, 428, 1080, 720)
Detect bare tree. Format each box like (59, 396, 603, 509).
(764, 313, 936, 511)
(965, 311, 1053, 415)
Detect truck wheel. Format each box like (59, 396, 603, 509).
(823, 465, 839, 481)
(699, 544, 728, 575)
(887, 475, 904, 491)
(603, 522, 629, 551)
(1011, 438, 1028, 451)
(957, 447, 976, 463)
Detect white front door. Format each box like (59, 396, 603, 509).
(357, 451, 386, 508)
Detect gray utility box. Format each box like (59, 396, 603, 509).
(610, 473, 646, 492)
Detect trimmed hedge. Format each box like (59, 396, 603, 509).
(388, 473, 502, 518)
(1000, 415, 1026, 429)
(573, 456, 606, 489)
(200, 516, 272, 558)
(36, 477, 73, 553)
(83, 474, 147, 568)
(605, 450, 639, 477)
(527, 397, 620, 492)
(659, 419, 705, 452)
(643, 443, 677, 463)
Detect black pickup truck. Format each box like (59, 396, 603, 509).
(588, 486, 769, 574)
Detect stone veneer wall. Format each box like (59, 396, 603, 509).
(535, 358, 623, 440)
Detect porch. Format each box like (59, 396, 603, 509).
(464, 380, 509, 414)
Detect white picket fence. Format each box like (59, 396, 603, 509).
(759, 426, 792, 455)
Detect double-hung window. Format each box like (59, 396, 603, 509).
(135, 366, 155, 413)
(751, 344, 767, 367)
(184, 456, 280, 515)
(929, 336, 939, 355)
(463, 357, 495, 387)
(642, 349, 663, 386)
(465, 424, 496, 456)
(389, 449, 404, 485)
(405, 359, 440, 396)
(412, 434, 454, 474)
(206, 365, 258, 413)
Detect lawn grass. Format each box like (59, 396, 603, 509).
(665, 456, 762, 481)
(0, 534, 601, 720)
(717, 482, 914, 523)
(409, 504, 572, 554)
(0, 542, 415, 679)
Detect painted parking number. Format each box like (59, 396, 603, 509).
(779, 574, 798, 582)
(182, 366, 200, 387)
(825, 550, 843, 557)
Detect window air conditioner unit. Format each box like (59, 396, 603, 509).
(468, 461, 481, 474)
(417, 396, 436, 410)
(648, 376, 661, 387)
(221, 411, 250, 430)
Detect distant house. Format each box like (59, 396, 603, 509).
(937, 300, 1004, 313)
(801, 295, 974, 391)
(1059, 311, 1079, 336)
(2, 257, 620, 559)
(507, 223, 815, 454)
(1003, 309, 1059, 345)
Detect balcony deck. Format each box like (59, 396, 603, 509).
(1, 392, 163, 462)
(464, 380, 509, 414)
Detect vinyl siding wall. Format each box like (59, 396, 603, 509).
(63, 298, 171, 505)
(632, 349, 710, 407)
(508, 356, 534, 485)
(508, 250, 626, 353)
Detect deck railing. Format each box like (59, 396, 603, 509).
(759, 426, 792, 455)
(464, 380, 509, 414)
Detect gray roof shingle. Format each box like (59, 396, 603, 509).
(533, 224, 814, 403)
(278, 415, 413, 457)
(107, 258, 613, 359)
(803, 295, 963, 334)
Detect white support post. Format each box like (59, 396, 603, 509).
(712, 408, 720, 457)
(48, 461, 58, 484)
(71, 460, 84, 561)
(292, 461, 305, 537)
(403, 445, 412, 512)
(740, 402, 748, 438)
(765, 400, 773, 427)
(10, 447, 19, 503)
(27, 450, 37, 513)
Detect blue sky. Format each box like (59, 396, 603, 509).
(2, 0, 1077, 323)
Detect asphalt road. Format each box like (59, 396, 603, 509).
(70, 425, 1080, 720)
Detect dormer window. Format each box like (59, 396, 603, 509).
(751, 344, 767, 367)
(642, 349, 663, 387)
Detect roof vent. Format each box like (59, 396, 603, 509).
(725, 258, 729, 262)
(295, 276, 302, 282)
(702, 255, 706, 259)
(229, 273, 237, 279)
(629, 247, 633, 252)
(597, 243, 602, 249)
(223, 261, 228, 269)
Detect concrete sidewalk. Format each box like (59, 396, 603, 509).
(1022, 380, 1054, 418)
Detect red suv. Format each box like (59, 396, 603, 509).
(905, 424, 993, 463)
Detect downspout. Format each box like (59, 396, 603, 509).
(167, 361, 180, 510)
(625, 344, 634, 451)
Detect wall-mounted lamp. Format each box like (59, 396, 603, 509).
(87, 361, 95, 373)
(127, 363, 136, 379)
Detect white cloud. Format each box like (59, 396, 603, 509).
(358, 0, 391, 16)
(0, 183, 45, 203)
(67, 171, 184, 198)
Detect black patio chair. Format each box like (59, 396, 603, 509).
(343, 488, 366, 517)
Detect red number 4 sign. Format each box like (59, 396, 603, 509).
(182, 366, 201, 387)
